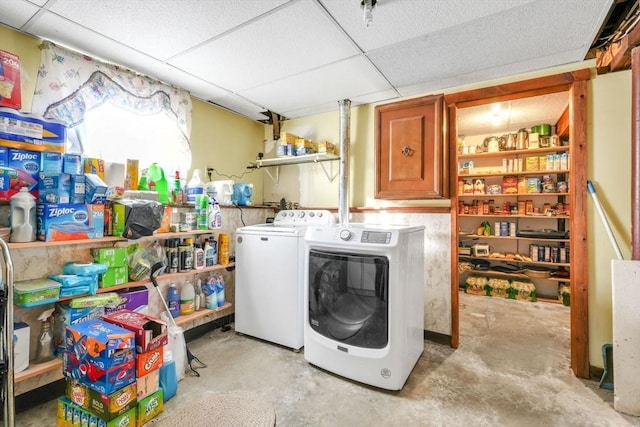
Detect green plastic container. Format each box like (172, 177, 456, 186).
(14, 278, 61, 307)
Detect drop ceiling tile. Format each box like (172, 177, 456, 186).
(321, 0, 536, 52)
(47, 0, 288, 61)
(1, 0, 41, 29)
(208, 94, 270, 122)
(170, 0, 359, 93)
(369, 0, 610, 90)
(240, 55, 392, 115)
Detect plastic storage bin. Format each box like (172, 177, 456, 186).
(14, 278, 62, 307)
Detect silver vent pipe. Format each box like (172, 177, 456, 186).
(338, 99, 351, 225)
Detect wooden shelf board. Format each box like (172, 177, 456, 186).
(457, 193, 569, 198)
(459, 169, 570, 178)
(457, 146, 569, 160)
(459, 214, 570, 219)
(459, 235, 570, 243)
(174, 302, 233, 328)
(57, 263, 235, 302)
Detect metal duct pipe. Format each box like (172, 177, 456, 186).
(338, 99, 351, 225)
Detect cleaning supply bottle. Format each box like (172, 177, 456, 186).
(203, 238, 216, 267)
(198, 194, 209, 230)
(167, 282, 181, 318)
(208, 198, 223, 229)
(193, 243, 205, 270)
(159, 349, 178, 402)
(180, 279, 195, 315)
(215, 275, 225, 307)
(172, 171, 184, 205)
(194, 278, 203, 311)
(9, 187, 36, 243)
(34, 307, 55, 363)
(147, 163, 169, 204)
(186, 168, 204, 204)
(203, 276, 218, 309)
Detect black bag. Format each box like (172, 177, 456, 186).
(118, 199, 165, 239)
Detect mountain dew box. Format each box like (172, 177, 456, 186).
(37, 203, 105, 241)
(0, 107, 66, 152)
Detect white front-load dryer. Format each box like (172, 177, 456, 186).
(303, 223, 425, 390)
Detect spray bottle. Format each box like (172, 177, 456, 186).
(34, 307, 55, 363)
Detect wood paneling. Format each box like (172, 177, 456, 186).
(375, 95, 447, 199)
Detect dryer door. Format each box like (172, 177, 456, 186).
(308, 249, 389, 349)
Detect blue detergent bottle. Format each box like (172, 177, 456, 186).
(215, 276, 225, 307)
(167, 282, 181, 318)
(159, 349, 178, 402)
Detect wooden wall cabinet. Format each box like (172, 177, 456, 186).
(375, 95, 448, 199)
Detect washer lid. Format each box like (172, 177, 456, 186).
(238, 223, 304, 235)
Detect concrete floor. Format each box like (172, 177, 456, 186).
(9, 292, 640, 426)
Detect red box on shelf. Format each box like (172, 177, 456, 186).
(102, 310, 167, 353)
(0, 50, 21, 109)
(136, 345, 163, 377)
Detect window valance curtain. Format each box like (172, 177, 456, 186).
(31, 41, 192, 160)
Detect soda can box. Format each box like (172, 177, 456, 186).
(102, 310, 168, 354)
(136, 369, 159, 400)
(37, 203, 105, 241)
(136, 345, 163, 377)
(85, 173, 108, 204)
(0, 51, 21, 110)
(136, 389, 163, 427)
(0, 107, 67, 152)
(65, 380, 137, 421)
(54, 302, 106, 357)
(57, 397, 136, 427)
(100, 266, 129, 287)
(65, 318, 136, 369)
(63, 153, 82, 175)
(62, 350, 136, 396)
(38, 172, 70, 203)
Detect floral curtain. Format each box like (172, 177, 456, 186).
(31, 41, 192, 164)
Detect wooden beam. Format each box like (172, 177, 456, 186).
(596, 19, 640, 74)
(632, 46, 640, 260)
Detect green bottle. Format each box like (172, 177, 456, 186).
(148, 163, 169, 204)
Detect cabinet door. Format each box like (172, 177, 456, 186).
(375, 94, 447, 199)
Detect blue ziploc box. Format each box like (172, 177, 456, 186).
(71, 174, 85, 204)
(6, 148, 40, 200)
(37, 203, 105, 241)
(38, 172, 70, 203)
(85, 173, 108, 204)
(41, 151, 63, 173)
(63, 153, 82, 175)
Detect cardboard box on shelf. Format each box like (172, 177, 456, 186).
(101, 266, 129, 287)
(83, 157, 105, 180)
(65, 319, 136, 369)
(0, 51, 21, 109)
(91, 247, 127, 268)
(57, 397, 136, 427)
(102, 310, 167, 353)
(104, 287, 149, 315)
(0, 108, 66, 153)
(65, 380, 137, 421)
(136, 368, 159, 400)
(38, 172, 70, 204)
(62, 351, 136, 395)
(135, 345, 163, 377)
(85, 173, 108, 204)
(136, 389, 163, 427)
(37, 203, 105, 241)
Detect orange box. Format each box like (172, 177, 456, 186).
(83, 157, 105, 180)
(156, 206, 172, 233)
(136, 345, 163, 377)
(0, 50, 21, 109)
(502, 176, 518, 194)
(125, 159, 138, 190)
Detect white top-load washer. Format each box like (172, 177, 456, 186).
(235, 210, 336, 350)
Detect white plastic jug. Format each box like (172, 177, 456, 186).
(210, 180, 234, 206)
(10, 187, 36, 243)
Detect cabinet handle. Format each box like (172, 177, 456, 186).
(401, 145, 413, 156)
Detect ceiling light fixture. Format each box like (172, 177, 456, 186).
(361, 0, 377, 27)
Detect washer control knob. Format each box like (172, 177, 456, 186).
(297, 211, 306, 218)
(308, 212, 315, 217)
(288, 211, 295, 217)
(339, 229, 352, 241)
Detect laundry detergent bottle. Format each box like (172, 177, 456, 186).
(186, 168, 204, 204)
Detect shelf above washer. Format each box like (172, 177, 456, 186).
(247, 153, 340, 183)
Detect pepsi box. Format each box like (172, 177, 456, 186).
(65, 318, 135, 370)
(62, 351, 136, 396)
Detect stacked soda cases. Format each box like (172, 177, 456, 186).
(58, 310, 167, 426)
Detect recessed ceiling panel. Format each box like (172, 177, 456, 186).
(0, 0, 41, 29)
(47, 0, 289, 61)
(320, 0, 536, 52)
(239, 56, 392, 114)
(169, 0, 359, 93)
(208, 94, 270, 122)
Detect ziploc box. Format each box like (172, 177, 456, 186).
(85, 173, 108, 204)
(0, 51, 21, 110)
(83, 157, 105, 180)
(37, 203, 104, 241)
(62, 351, 136, 395)
(136, 389, 163, 427)
(65, 318, 136, 370)
(63, 153, 82, 175)
(38, 172, 70, 203)
(41, 151, 63, 173)
(57, 397, 136, 427)
(70, 174, 85, 204)
(0, 107, 67, 152)
(65, 380, 137, 421)
(0, 148, 41, 201)
(102, 310, 168, 354)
